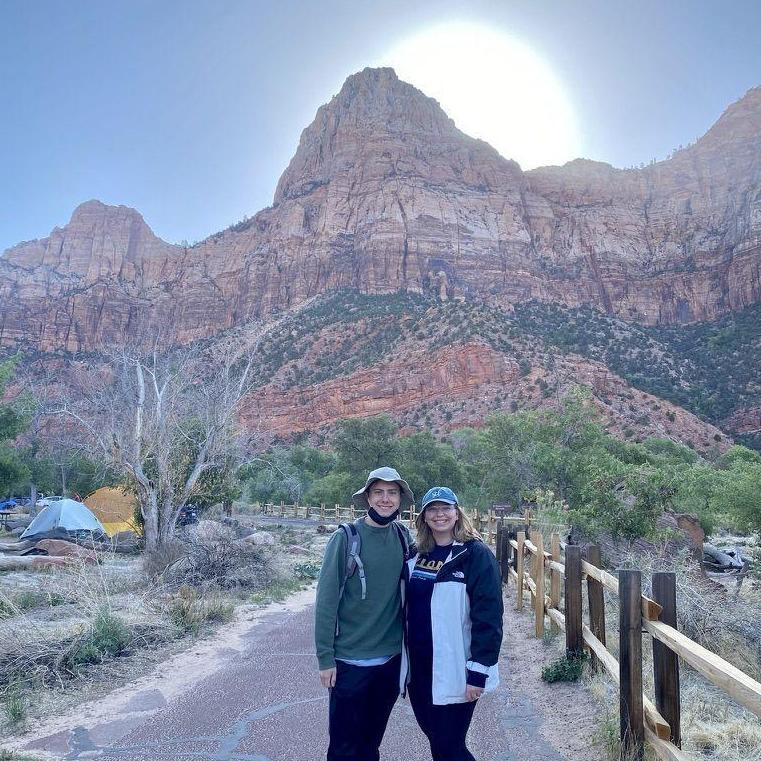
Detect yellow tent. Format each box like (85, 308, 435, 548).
(84, 487, 141, 536)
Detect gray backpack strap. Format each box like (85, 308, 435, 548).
(392, 521, 413, 561)
(338, 520, 366, 602)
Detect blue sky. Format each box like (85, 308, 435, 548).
(2, 0, 760, 253)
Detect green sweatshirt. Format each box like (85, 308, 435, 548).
(314, 519, 405, 670)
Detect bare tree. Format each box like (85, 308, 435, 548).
(50, 327, 269, 552)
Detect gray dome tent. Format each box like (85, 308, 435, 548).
(21, 499, 107, 542)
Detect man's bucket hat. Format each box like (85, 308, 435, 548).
(352, 466, 414, 510)
(421, 486, 459, 509)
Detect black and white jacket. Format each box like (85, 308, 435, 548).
(400, 539, 504, 704)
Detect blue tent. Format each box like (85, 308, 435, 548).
(21, 499, 107, 541)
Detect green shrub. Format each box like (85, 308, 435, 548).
(3, 686, 26, 725)
(168, 588, 204, 635)
(65, 609, 131, 672)
(294, 562, 321, 580)
(90, 610, 128, 654)
(0, 589, 67, 619)
(541, 652, 588, 683)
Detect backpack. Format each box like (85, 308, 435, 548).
(338, 518, 413, 601)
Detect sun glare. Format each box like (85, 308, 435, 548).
(379, 22, 581, 169)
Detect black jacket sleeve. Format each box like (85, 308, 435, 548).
(465, 540, 504, 672)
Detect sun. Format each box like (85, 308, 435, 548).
(378, 21, 581, 170)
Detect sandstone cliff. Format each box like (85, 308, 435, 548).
(2, 69, 761, 355)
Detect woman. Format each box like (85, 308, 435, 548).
(402, 487, 503, 761)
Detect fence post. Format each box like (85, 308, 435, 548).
(564, 545, 583, 656)
(532, 531, 545, 638)
(550, 533, 561, 633)
(320, 503, 325, 521)
(516, 531, 525, 610)
(334, 504, 340, 520)
(586, 545, 606, 673)
(304, 503, 310, 519)
(408, 505, 415, 528)
(495, 521, 503, 565)
(500, 529, 510, 584)
(619, 569, 645, 761)
(280, 501, 285, 517)
(523, 507, 531, 537)
(652, 572, 681, 748)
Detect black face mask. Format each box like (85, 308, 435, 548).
(367, 506, 400, 525)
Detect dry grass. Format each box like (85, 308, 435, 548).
(0, 554, 172, 699)
(166, 586, 235, 634)
(592, 547, 761, 761)
(0, 517, 317, 737)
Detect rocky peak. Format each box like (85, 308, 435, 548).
(698, 85, 761, 146)
(68, 198, 147, 226)
(274, 66, 513, 204)
(323, 67, 457, 134)
(3, 199, 175, 275)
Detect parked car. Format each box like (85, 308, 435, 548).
(35, 495, 63, 508)
(177, 504, 199, 526)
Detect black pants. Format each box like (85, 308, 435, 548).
(408, 677, 477, 761)
(327, 655, 400, 761)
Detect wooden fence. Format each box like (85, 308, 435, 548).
(494, 523, 761, 761)
(257, 501, 557, 546)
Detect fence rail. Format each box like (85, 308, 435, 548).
(257, 501, 559, 546)
(496, 523, 761, 761)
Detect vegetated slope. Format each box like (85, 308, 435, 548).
(240, 290, 748, 450)
(511, 301, 761, 450)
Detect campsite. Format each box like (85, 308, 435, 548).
(0, 495, 327, 749)
(0, 494, 134, 571)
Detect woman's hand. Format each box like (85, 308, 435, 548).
(465, 684, 484, 701)
(320, 667, 337, 688)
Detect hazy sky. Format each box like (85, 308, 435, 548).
(2, 0, 760, 253)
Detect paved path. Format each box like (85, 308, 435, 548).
(20, 593, 574, 761)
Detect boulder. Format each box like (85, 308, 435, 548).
(191, 520, 236, 541)
(113, 530, 140, 546)
(243, 531, 275, 546)
(0, 555, 78, 571)
(29, 539, 97, 563)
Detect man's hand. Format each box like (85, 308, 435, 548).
(319, 667, 337, 689)
(465, 684, 484, 701)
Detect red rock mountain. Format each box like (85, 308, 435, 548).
(2, 68, 761, 353)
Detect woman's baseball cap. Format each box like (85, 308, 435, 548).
(421, 486, 459, 509)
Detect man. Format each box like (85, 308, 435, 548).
(315, 466, 414, 761)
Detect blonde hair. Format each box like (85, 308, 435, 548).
(414, 504, 482, 554)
